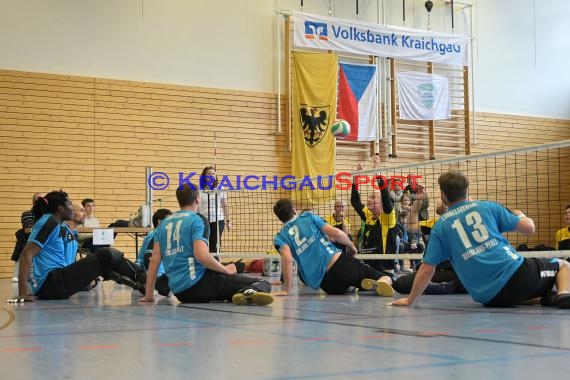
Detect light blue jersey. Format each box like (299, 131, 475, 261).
(423, 200, 522, 303)
(28, 214, 66, 294)
(154, 210, 209, 294)
(136, 231, 165, 276)
(62, 223, 78, 266)
(274, 212, 339, 290)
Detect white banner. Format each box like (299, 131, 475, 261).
(397, 72, 451, 120)
(294, 12, 469, 67)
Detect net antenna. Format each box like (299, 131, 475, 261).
(213, 130, 222, 259)
(145, 166, 153, 226)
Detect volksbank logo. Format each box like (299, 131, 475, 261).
(304, 21, 328, 40)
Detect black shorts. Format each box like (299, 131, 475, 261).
(174, 270, 268, 303)
(485, 258, 559, 307)
(319, 252, 392, 295)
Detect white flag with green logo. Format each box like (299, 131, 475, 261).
(397, 72, 451, 120)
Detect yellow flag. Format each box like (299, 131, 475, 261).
(291, 51, 338, 206)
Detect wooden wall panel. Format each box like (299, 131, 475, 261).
(0, 69, 289, 277)
(1, 69, 569, 277)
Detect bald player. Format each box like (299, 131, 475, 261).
(350, 156, 398, 273)
(62, 202, 86, 265)
(325, 199, 352, 253)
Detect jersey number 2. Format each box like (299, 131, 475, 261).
(288, 225, 307, 247)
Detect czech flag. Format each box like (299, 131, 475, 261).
(337, 63, 378, 142)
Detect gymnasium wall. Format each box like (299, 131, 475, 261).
(0, 69, 289, 277)
(1, 69, 570, 277)
(0, 0, 569, 119)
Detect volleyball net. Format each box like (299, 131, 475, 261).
(190, 139, 570, 260)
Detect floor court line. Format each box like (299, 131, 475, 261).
(5, 297, 568, 353)
(3, 302, 468, 362)
(177, 303, 570, 352)
(417, 305, 568, 315)
(271, 351, 569, 379)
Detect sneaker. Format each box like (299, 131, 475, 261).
(555, 293, 570, 309)
(232, 289, 273, 306)
(361, 278, 395, 297)
(346, 286, 359, 294)
(11, 277, 18, 283)
(424, 279, 458, 295)
(109, 271, 146, 295)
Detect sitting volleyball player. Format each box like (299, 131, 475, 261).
(141, 183, 273, 305)
(13, 190, 148, 302)
(272, 198, 395, 296)
(391, 170, 570, 309)
(136, 208, 173, 296)
(391, 187, 465, 295)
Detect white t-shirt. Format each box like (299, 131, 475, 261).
(83, 216, 101, 228)
(199, 190, 227, 223)
(78, 215, 100, 243)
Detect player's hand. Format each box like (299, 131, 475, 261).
(347, 245, 358, 256)
(6, 295, 34, 303)
(416, 185, 426, 200)
(226, 221, 232, 231)
(224, 263, 237, 275)
(388, 297, 412, 307)
(139, 296, 155, 303)
(372, 154, 381, 168)
(376, 175, 386, 189)
(272, 290, 289, 296)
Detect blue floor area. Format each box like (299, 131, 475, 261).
(1, 277, 569, 379)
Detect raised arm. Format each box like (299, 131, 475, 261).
(405, 185, 425, 234)
(221, 193, 231, 231)
(379, 177, 393, 214)
(350, 184, 367, 221)
(371, 156, 393, 214)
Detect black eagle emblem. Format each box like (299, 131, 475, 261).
(299, 105, 330, 147)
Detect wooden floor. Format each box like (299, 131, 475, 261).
(1, 276, 569, 380)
